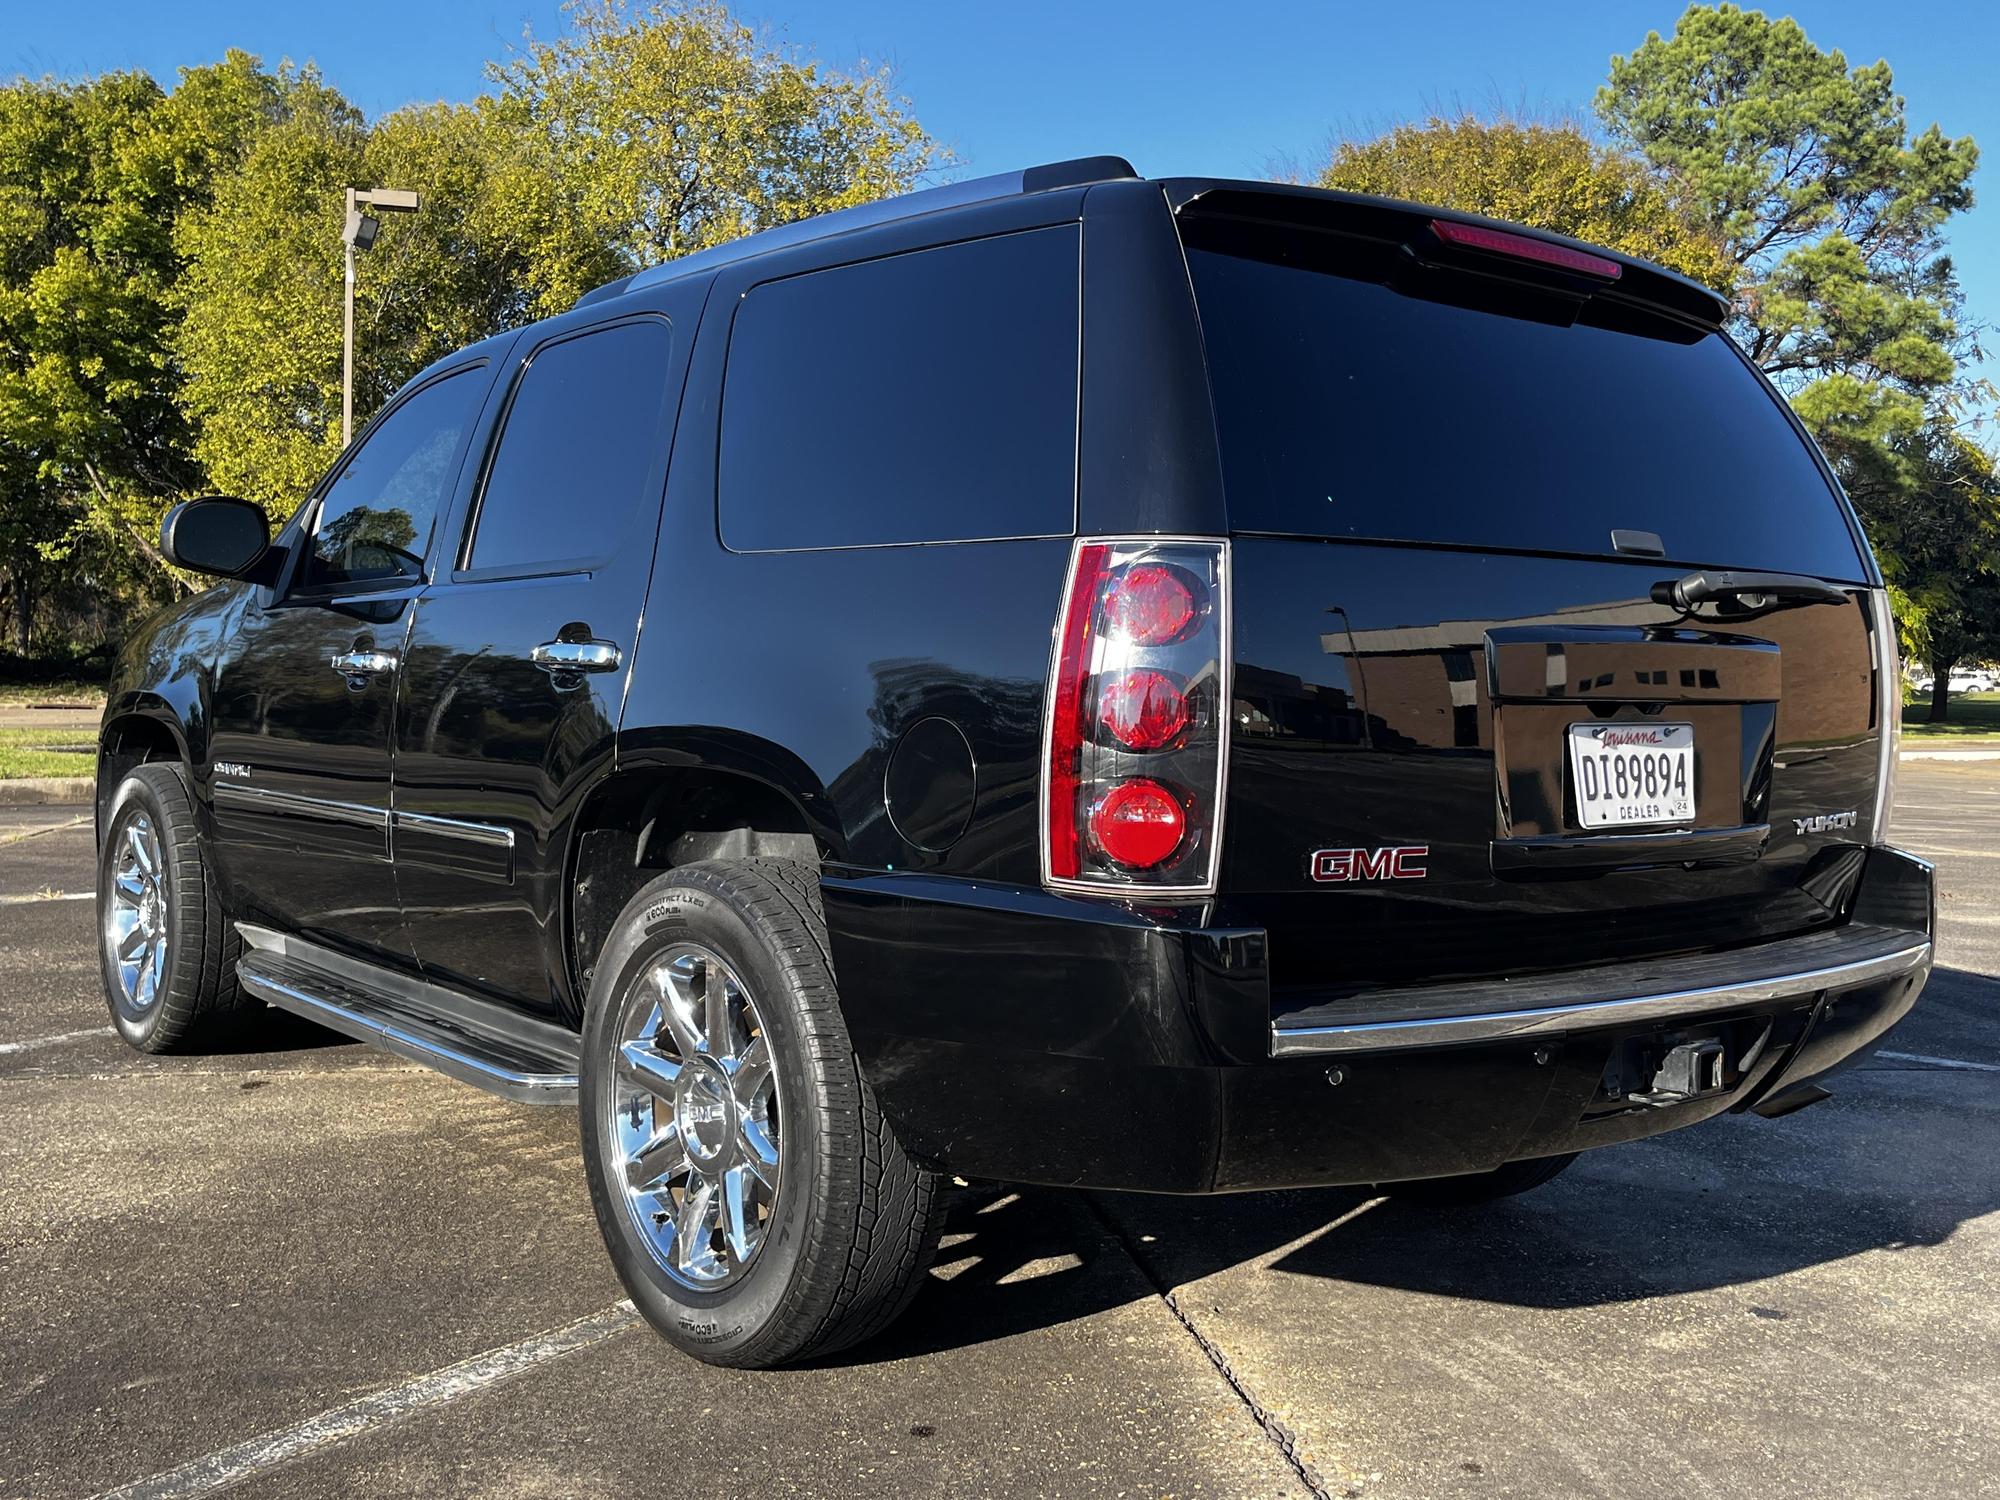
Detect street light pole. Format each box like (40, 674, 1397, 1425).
(340, 186, 422, 448)
(342, 189, 357, 448)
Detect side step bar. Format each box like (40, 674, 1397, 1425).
(236, 925, 580, 1104)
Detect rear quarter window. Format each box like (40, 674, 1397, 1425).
(1183, 217, 1867, 581)
(718, 226, 1079, 552)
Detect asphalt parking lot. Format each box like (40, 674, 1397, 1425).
(3, 765, 1997, 1500)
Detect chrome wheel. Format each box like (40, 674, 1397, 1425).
(104, 809, 169, 1015)
(607, 943, 781, 1289)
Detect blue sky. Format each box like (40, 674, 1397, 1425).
(11, 0, 1999, 377)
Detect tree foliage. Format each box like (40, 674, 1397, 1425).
(1592, 5, 1998, 709)
(0, 0, 939, 659)
(1870, 427, 2000, 719)
(1313, 6, 1994, 707)
(0, 52, 291, 651)
(175, 0, 940, 522)
(1597, 3, 1981, 494)
(487, 0, 941, 266)
(171, 91, 618, 513)
(1321, 115, 1734, 292)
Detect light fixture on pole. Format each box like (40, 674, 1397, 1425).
(341, 186, 421, 447)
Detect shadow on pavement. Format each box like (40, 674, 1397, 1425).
(203, 1005, 358, 1054)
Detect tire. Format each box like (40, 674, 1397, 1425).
(1384, 1152, 1578, 1206)
(579, 858, 944, 1368)
(97, 763, 251, 1053)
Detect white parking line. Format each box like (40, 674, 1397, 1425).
(1874, 1050, 2000, 1075)
(0, 889, 91, 904)
(0, 1026, 112, 1054)
(92, 1301, 640, 1500)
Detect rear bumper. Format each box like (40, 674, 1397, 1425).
(1269, 923, 1929, 1055)
(821, 846, 1933, 1194)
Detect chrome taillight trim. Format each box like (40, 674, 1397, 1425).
(1868, 586, 1900, 845)
(1039, 535, 1234, 898)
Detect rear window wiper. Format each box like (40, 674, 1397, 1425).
(1651, 569, 1850, 612)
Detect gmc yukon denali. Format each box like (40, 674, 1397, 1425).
(95, 157, 1934, 1368)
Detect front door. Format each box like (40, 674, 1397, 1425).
(393, 310, 689, 1017)
(206, 361, 495, 960)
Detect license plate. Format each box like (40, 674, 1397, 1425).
(1566, 722, 1695, 830)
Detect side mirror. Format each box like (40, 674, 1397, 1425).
(161, 497, 277, 582)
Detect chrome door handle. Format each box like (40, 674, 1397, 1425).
(330, 648, 398, 686)
(530, 640, 621, 674)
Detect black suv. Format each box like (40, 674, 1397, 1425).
(98, 156, 1934, 1368)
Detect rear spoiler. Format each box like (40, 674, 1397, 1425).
(1162, 180, 1729, 333)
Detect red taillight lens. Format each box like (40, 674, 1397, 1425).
(1042, 538, 1229, 894)
(1096, 669, 1189, 751)
(1089, 779, 1186, 869)
(1102, 563, 1200, 645)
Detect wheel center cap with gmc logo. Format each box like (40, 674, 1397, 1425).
(676, 1060, 734, 1162)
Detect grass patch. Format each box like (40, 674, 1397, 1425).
(1903, 692, 2000, 739)
(0, 726, 96, 779)
(0, 679, 105, 708)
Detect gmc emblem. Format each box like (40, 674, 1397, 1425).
(1310, 845, 1429, 882)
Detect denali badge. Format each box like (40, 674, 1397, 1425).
(1794, 810, 1858, 835)
(214, 762, 251, 780)
(1311, 845, 1429, 882)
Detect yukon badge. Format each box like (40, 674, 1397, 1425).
(1310, 845, 1429, 883)
(1794, 810, 1858, 835)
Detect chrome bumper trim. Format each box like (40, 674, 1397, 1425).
(1271, 934, 1932, 1056)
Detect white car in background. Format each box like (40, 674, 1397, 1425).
(1914, 668, 1998, 694)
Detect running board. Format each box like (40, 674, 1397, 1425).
(235, 925, 580, 1104)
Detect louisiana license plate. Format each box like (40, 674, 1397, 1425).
(1566, 722, 1695, 829)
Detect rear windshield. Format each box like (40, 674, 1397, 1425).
(1182, 216, 1867, 581)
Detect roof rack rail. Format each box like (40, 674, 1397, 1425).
(575, 155, 1136, 309)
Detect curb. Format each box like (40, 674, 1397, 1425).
(1900, 749, 2000, 762)
(0, 777, 94, 806)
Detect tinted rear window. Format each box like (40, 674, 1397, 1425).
(718, 227, 1079, 552)
(1183, 219, 1866, 580)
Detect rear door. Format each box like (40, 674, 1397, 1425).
(391, 293, 696, 1020)
(1177, 195, 1890, 999)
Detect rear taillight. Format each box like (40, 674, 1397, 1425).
(1042, 538, 1230, 894)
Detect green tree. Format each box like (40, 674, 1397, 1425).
(487, 0, 942, 265)
(1868, 424, 2000, 722)
(0, 52, 295, 653)
(1596, 3, 1980, 503)
(177, 0, 943, 519)
(1320, 115, 1734, 291)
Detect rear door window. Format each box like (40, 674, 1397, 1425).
(1182, 216, 1866, 581)
(465, 318, 676, 576)
(717, 226, 1079, 552)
